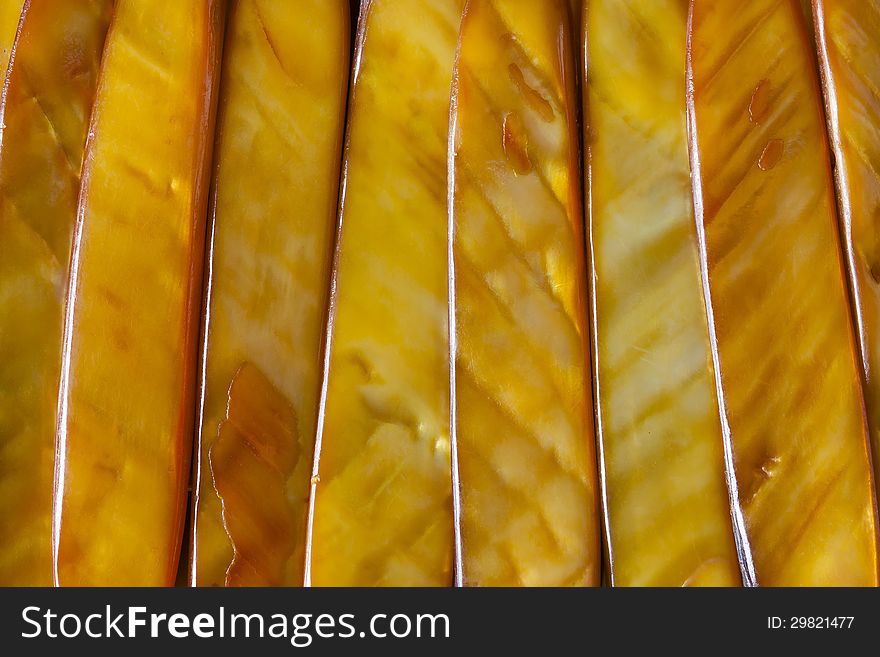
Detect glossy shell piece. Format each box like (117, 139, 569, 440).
(586, 0, 743, 587)
(687, 0, 879, 585)
(189, 0, 349, 587)
(0, 0, 111, 586)
(812, 0, 880, 496)
(449, 0, 599, 586)
(305, 0, 464, 587)
(53, 0, 225, 586)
